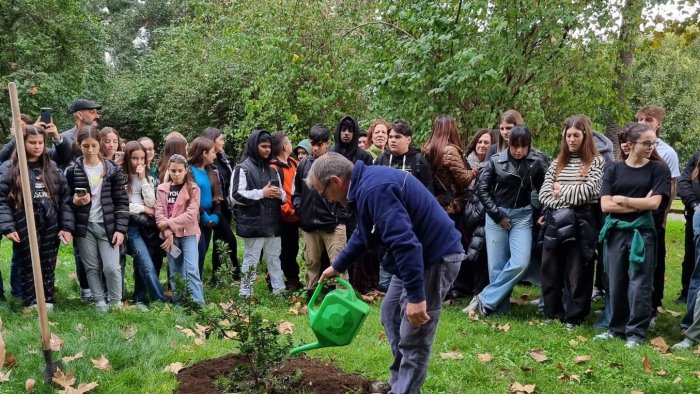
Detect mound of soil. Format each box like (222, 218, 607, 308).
(176, 354, 372, 393)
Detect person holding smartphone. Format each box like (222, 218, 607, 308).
(67, 126, 129, 312)
(0, 125, 74, 310)
(230, 130, 286, 297)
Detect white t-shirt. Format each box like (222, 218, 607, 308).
(85, 162, 104, 223)
(656, 138, 680, 178)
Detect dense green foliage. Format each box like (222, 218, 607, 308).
(2, 0, 700, 161)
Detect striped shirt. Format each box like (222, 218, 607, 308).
(539, 153, 605, 209)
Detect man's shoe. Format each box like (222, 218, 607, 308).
(671, 338, 695, 351)
(625, 338, 643, 348)
(369, 381, 390, 394)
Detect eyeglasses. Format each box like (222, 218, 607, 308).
(632, 140, 658, 149)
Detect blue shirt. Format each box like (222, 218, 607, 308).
(332, 162, 463, 303)
(190, 165, 219, 225)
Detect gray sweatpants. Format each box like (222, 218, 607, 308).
(605, 228, 655, 340)
(380, 254, 462, 394)
(76, 221, 123, 305)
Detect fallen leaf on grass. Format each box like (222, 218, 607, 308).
(467, 310, 480, 321)
(163, 362, 184, 374)
(121, 324, 137, 341)
(529, 349, 548, 363)
(68, 273, 77, 280)
(510, 293, 531, 306)
(439, 351, 464, 360)
(50, 333, 64, 352)
(656, 370, 668, 376)
(378, 331, 386, 340)
(58, 382, 98, 394)
(558, 373, 580, 383)
(194, 337, 204, 346)
(693, 346, 700, 356)
(25, 378, 35, 391)
(217, 319, 232, 328)
(477, 353, 493, 363)
(583, 368, 593, 376)
(574, 355, 591, 364)
(609, 362, 624, 368)
(176, 326, 196, 338)
(4, 353, 16, 368)
(631, 391, 644, 394)
(643, 356, 652, 374)
(650, 337, 670, 354)
(194, 323, 208, 337)
(53, 370, 76, 388)
(0, 370, 11, 382)
(278, 321, 294, 335)
(62, 352, 84, 363)
(693, 371, 700, 378)
(520, 366, 533, 373)
(666, 310, 681, 317)
(223, 331, 238, 339)
(673, 376, 682, 383)
(556, 363, 565, 371)
(510, 382, 536, 393)
(91, 355, 111, 370)
(494, 323, 511, 332)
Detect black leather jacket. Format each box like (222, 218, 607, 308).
(477, 149, 548, 223)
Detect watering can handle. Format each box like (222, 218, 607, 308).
(308, 277, 358, 312)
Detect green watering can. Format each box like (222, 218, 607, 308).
(290, 277, 370, 355)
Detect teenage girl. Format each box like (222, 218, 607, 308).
(155, 154, 204, 304)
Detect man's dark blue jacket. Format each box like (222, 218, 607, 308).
(331, 161, 463, 303)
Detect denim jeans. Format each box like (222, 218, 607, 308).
(168, 235, 204, 304)
(127, 224, 165, 303)
(682, 210, 700, 329)
(479, 206, 533, 314)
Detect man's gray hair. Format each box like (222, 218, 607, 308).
(306, 152, 354, 188)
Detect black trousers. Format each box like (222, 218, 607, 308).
(541, 242, 593, 324)
(16, 214, 59, 305)
(212, 207, 239, 279)
(651, 213, 666, 309)
(279, 221, 300, 284)
(606, 228, 655, 340)
(682, 209, 696, 296)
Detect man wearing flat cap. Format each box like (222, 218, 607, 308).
(60, 99, 102, 165)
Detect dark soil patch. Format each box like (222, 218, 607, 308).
(176, 353, 372, 393)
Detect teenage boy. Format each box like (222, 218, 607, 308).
(636, 105, 680, 318)
(332, 116, 373, 165)
(374, 120, 433, 191)
(230, 130, 286, 297)
(270, 131, 302, 290)
(358, 130, 370, 152)
(292, 124, 346, 293)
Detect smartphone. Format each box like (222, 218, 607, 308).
(270, 178, 280, 188)
(75, 187, 88, 197)
(115, 151, 125, 161)
(40, 108, 52, 124)
(170, 244, 182, 258)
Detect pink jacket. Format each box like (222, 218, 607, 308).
(156, 181, 201, 240)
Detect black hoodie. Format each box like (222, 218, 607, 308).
(331, 116, 373, 165)
(230, 130, 283, 238)
(374, 148, 434, 193)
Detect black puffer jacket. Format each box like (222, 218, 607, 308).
(477, 149, 548, 223)
(292, 155, 339, 233)
(678, 151, 700, 213)
(463, 190, 486, 264)
(214, 151, 234, 218)
(230, 130, 283, 238)
(0, 160, 75, 234)
(65, 157, 129, 240)
(374, 148, 434, 192)
(540, 204, 600, 262)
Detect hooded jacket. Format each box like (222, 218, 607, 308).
(270, 156, 298, 223)
(292, 155, 339, 233)
(374, 148, 434, 192)
(332, 116, 373, 165)
(294, 139, 312, 158)
(230, 130, 284, 238)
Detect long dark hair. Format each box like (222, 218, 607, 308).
(10, 125, 59, 210)
(623, 123, 663, 162)
(158, 135, 188, 183)
(167, 153, 194, 197)
(424, 115, 463, 170)
(122, 141, 147, 195)
(498, 110, 524, 151)
(555, 115, 599, 178)
(465, 128, 498, 156)
(76, 125, 107, 176)
(187, 137, 222, 201)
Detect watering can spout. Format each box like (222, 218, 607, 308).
(290, 341, 323, 356)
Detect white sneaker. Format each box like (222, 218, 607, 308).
(463, 296, 480, 314)
(625, 338, 643, 348)
(671, 338, 695, 351)
(594, 331, 615, 340)
(95, 301, 109, 312)
(46, 303, 54, 313)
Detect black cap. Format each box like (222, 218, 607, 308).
(70, 99, 102, 113)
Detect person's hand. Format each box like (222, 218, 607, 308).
(112, 232, 125, 247)
(136, 164, 146, 180)
(553, 181, 561, 199)
(4, 231, 20, 243)
(406, 301, 430, 326)
(161, 234, 174, 251)
(114, 154, 124, 166)
(536, 216, 545, 226)
(36, 121, 60, 141)
(73, 192, 91, 206)
(58, 230, 72, 244)
(499, 217, 512, 230)
(144, 206, 155, 216)
(319, 266, 342, 282)
(157, 220, 169, 231)
(262, 183, 282, 199)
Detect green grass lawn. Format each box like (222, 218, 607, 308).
(0, 220, 699, 393)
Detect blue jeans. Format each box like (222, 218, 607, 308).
(682, 210, 700, 329)
(169, 235, 204, 304)
(127, 224, 165, 303)
(479, 206, 533, 314)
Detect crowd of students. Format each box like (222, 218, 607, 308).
(2, 99, 700, 352)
